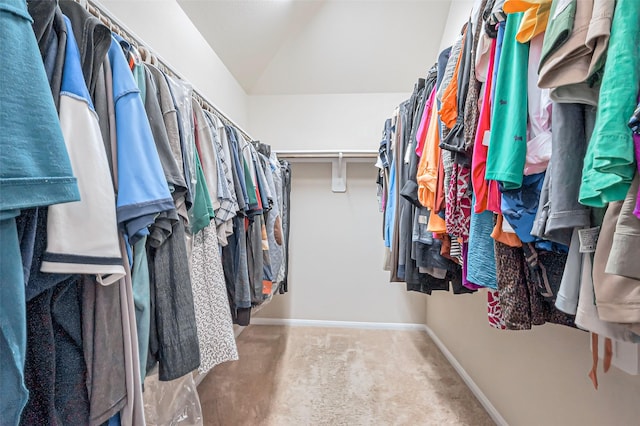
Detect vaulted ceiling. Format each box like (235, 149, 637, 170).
(177, 0, 453, 95)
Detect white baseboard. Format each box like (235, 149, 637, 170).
(424, 325, 508, 426)
(250, 317, 428, 331)
(249, 318, 507, 426)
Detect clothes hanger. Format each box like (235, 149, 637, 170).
(196, 95, 205, 109)
(140, 47, 159, 67)
(138, 46, 152, 64)
(96, 10, 111, 34)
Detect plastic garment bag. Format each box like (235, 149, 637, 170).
(143, 370, 203, 426)
(164, 75, 196, 209)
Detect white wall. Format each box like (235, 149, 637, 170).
(247, 0, 450, 95)
(97, 0, 249, 129)
(248, 93, 409, 150)
(427, 291, 640, 425)
(257, 162, 427, 324)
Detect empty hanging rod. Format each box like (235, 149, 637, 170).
(275, 150, 378, 159)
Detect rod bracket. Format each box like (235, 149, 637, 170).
(331, 152, 347, 192)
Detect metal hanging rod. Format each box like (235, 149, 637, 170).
(275, 150, 378, 193)
(275, 149, 378, 159)
(79, 0, 254, 142)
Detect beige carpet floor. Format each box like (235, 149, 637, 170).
(198, 325, 494, 426)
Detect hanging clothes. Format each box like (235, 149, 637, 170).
(3, 1, 80, 422)
(190, 226, 239, 374)
(594, 175, 640, 324)
(374, 0, 640, 341)
(2, 1, 291, 425)
(503, 0, 552, 43)
(187, 131, 238, 374)
(203, 111, 240, 245)
(537, 0, 614, 106)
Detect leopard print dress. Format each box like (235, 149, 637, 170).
(494, 240, 575, 330)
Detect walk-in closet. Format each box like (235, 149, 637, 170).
(2, 0, 640, 425)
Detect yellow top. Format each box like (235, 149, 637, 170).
(503, 0, 553, 43)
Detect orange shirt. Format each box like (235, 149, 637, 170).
(491, 214, 522, 247)
(417, 87, 447, 235)
(438, 28, 467, 129)
(417, 88, 440, 210)
(427, 212, 447, 234)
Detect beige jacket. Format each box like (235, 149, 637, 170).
(594, 174, 640, 324)
(537, 0, 614, 105)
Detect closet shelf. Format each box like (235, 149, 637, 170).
(276, 150, 378, 192)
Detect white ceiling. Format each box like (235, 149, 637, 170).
(177, 0, 453, 95)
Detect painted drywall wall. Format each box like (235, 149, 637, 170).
(177, 0, 451, 95)
(248, 93, 409, 151)
(246, 0, 450, 95)
(426, 291, 640, 425)
(256, 162, 427, 324)
(97, 0, 249, 129)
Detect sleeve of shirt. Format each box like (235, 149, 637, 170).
(605, 174, 640, 280)
(41, 17, 124, 284)
(108, 37, 174, 244)
(0, 0, 79, 212)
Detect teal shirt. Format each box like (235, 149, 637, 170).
(0, 0, 80, 423)
(189, 150, 216, 235)
(0, 1, 80, 211)
(485, 12, 530, 190)
(133, 62, 146, 102)
(0, 212, 29, 425)
(132, 235, 151, 383)
(579, 0, 640, 207)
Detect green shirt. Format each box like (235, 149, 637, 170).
(189, 150, 216, 235)
(486, 12, 530, 190)
(579, 0, 640, 207)
(243, 156, 259, 208)
(539, 0, 576, 69)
